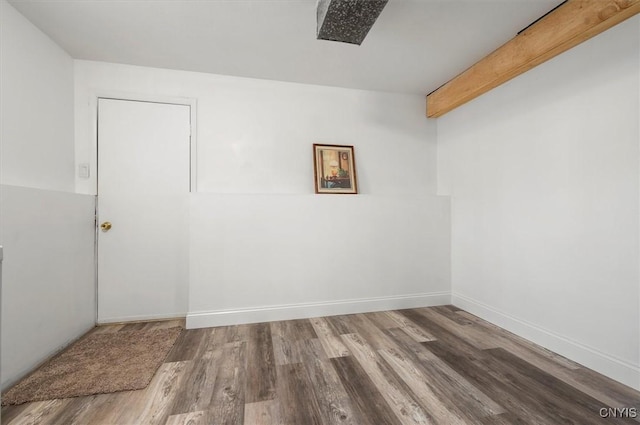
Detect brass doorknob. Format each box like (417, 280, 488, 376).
(100, 221, 112, 232)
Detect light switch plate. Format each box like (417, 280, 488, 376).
(78, 163, 90, 179)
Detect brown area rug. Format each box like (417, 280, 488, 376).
(1, 326, 182, 406)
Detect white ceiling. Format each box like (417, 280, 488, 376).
(9, 0, 560, 95)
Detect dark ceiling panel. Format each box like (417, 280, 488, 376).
(317, 0, 389, 45)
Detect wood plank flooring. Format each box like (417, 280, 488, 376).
(3, 306, 639, 424)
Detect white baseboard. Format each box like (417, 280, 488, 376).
(452, 292, 640, 391)
(97, 312, 186, 325)
(186, 292, 451, 329)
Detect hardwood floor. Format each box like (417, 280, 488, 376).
(2, 306, 639, 424)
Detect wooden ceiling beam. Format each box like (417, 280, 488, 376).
(426, 0, 640, 118)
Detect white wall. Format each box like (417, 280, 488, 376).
(0, 1, 96, 389)
(0, 186, 95, 388)
(188, 193, 450, 327)
(74, 61, 450, 327)
(0, 0, 75, 192)
(74, 61, 437, 196)
(438, 16, 640, 390)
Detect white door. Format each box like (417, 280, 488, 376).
(97, 98, 191, 323)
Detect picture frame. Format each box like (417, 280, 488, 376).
(313, 144, 358, 194)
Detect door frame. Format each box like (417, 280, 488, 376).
(91, 92, 197, 324)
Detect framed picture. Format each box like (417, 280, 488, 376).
(313, 144, 358, 194)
